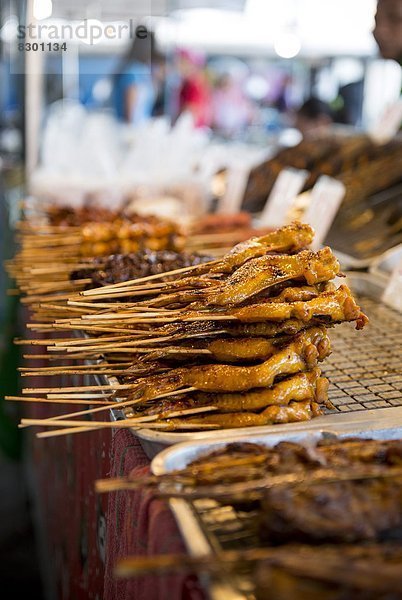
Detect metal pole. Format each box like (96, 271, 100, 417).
(25, 0, 44, 186)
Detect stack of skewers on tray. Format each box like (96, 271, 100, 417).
(96, 435, 402, 600)
(9, 221, 368, 437)
(6, 203, 187, 304)
(7, 203, 270, 306)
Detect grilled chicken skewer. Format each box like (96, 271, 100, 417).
(32, 284, 364, 350)
(138, 369, 330, 415)
(78, 246, 340, 306)
(121, 326, 330, 404)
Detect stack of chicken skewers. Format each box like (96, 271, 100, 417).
(8, 204, 266, 306)
(7, 204, 187, 304)
(14, 222, 368, 436)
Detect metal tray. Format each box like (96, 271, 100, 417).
(151, 427, 402, 600)
(326, 181, 402, 269)
(333, 244, 402, 271)
(134, 272, 402, 458)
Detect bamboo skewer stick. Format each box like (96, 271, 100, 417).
(49, 335, 175, 351)
(47, 393, 115, 399)
(65, 315, 236, 326)
(67, 300, 169, 309)
(80, 262, 217, 296)
(21, 361, 131, 370)
(14, 338, 73, 345)
(6, 396, 114, 406)
(74, 282, 168, 297)
(50, 334, 143, 346)
(114, 548, 278, 578)
(79, 289, 179, 301)
(22, 329, 227, 358)
(62, 344, 211, 355)
(77, 312, 172, 321)
(49, 324, 146, 334)
(20, 370, 128, 377)
(36, 421, 219, 439)
(20, 361, 131, 375)
(22, 383, 133, 394)
(37, 304, 102, 314)
(25, 325, 69, 331)
(51, 310, 238, 326)
(23, 406, 218, 430)
(36, 425, 110, 438)
(18, 362, 132, 372)
(20, 279, 92, 293)
(20, 347, 211, 365)
(22, 353, 108, 360)
(19, 387, 197, 426)
(22, 293, 82, 304)
(28, 264, 104, 275)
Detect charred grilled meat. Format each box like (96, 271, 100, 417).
(259, 475, 402, 544)
(255, 543, 402, 600)
(71, 250, 210, 287)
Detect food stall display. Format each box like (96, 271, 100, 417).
(10, 222, 369, 437)
(95, 434, 402, 599)
(7, 204, 269, 305)
(5, 191, 401, 600)
(3, 0, 402, 597)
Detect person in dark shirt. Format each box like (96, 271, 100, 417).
(373, 0, 402, 62)
(294, 97, 334, 136)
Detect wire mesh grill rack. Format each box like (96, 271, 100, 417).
(324, 296, 402, 413)
(191, 499, 259, 598)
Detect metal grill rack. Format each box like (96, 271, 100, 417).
(190, 499, 259, 598)
(324, 296, 402, 413)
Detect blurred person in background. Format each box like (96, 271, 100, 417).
(112, 27, 165, 124)
(175, 49, 212, 128)
(294, 97, 334, 137)
(273, 73, 294, 113)
(211, 73, 254, 137)
(373, 0, 402, 62)
(151, 57, 168, 117)
(373, 0, 402, 132)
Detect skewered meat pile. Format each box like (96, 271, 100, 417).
(97, 437, 402, 598)
(79, 217, 184, 256)
(45, 204, 128, 226)
(18, 206, 185, 257)
(187, 212, 274, 252)
(6, 204, 187, 304)
(255, 543, 402, 600)
(16, 222, 368, 436)
(8, 202, 270, 305)
(260, 475, 402, 543)
(244, 135, 402, 213)
(71, 250, 211, 288)
(339, 143, 402, 206)
(99, 437, 402, 493)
